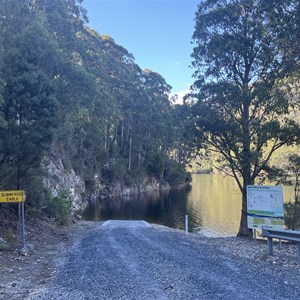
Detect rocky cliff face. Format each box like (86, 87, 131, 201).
(98, 175, 170, 199)
(43, 157, 87, 212)
(43, 157, 170, 214)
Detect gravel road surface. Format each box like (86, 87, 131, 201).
(27, 221, 300, 300)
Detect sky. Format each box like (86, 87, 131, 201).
(82, 0, 200, 97)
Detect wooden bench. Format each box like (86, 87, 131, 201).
(262, 228, 300, 263)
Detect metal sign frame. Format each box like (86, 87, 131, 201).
(247, 185, 284, 230)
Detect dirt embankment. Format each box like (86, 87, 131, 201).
(0, 207, 97, 300)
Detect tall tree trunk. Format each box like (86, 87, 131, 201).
(104, 122, 110, 168)
(140, 131, 150, 166)
(237, 186, 250, 236)
(128, 121, 132, 171)
(123, 120, 130, 156)
(121, 120, 124, 151)
(104, 122, 108, 154)
(17, 96, 23, 191)
(114, 122, 118, 145)
(138, 142, 142, 168)
(238, 87, 252, 236)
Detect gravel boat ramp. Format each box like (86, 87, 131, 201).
(26, 220, 300, 300)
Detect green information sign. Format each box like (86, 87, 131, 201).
(247, 185, 284, 230)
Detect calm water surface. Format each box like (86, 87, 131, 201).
(83, 174, 294, 236)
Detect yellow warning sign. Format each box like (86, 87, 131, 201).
(0, 191, 25, 203)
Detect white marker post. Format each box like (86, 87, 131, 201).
(253, 228, 257, 241)
(185, 215, 188, 236)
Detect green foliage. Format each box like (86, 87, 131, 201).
(284, 201, 300, 230)
(144, 151, 189, 187)
(163, 159, 189, 187)
(101, 159, 128, 184)
(5, 229, 15, 244)
(0, 229, 15, 251)
(283, 154, 300, 229)
(16, 168, 50, 210)
(146, 152, 164, 180)
(0, 1, 60, 189)
(102, 158, 144, 187)
(265, 0, 300, 66)
(46, 191, 71, 225)
(0, 241, 11, 251)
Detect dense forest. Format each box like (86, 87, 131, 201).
(0, 0, 190, 215)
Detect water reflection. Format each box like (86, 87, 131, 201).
(83, 188, 199, 231)
(83, 174, 295, 237)
(187, 175, 241, 236)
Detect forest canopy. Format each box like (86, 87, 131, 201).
(0, 0, 188, 209)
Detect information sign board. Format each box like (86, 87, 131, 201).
(247, 185, 284, 229)
(0, 190, 25, 203)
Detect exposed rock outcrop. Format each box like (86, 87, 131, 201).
(43, 157, 170, 214)
(43, 157, 87, 212)
(99, 175, 170, 198)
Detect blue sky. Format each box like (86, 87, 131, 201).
(82, 0, 200, 95)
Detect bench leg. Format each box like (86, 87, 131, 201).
(297, 243, 300, 263)
(267, 237, 273, 255)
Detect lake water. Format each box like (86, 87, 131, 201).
(83, 174, 294, 237)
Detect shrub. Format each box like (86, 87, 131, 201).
(0, 229, 15, 251)
(46, 191, 71, 225)
(146, 152, 164, 180)
(284, 201, 300, 230)
(164, 159, 189, 187)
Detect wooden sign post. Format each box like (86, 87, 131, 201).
(0, 191, 26, 247)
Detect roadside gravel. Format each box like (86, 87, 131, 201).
(26, 221, 300, 300)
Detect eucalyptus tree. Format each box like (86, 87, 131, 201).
(0, 49, 6, 131)
(139, 70, 173, 174)
(29, 0, 87, 48)
(190, 0, 300, 235)
(77, 30, 143, 173)
(79, 28, 176, 179)
(266, 0, 300, 109)
(77, 29, 175, 177)
(28, 1, 108, 185)
(0, 0, 60, 192)
(170, 101, 200, 166)
(265, 0, 300, 66)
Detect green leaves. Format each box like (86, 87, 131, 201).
(0, 4, 60, 191)
(192, 0, 284, 86)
